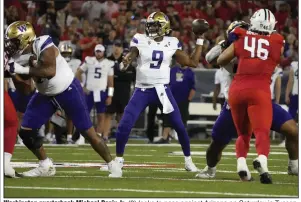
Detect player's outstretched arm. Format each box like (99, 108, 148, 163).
(121, 47, 139, 71)
(174, 41, 203, 68)
(29, 46, 57, 77)
(217, 43, 235, 66)
(5, 46, 57, 78)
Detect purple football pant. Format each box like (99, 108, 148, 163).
(116, 86, 191, 156)
(212, 101, 293, 144)
(22, 78, 92, 131)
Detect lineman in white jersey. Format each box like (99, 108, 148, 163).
(212, 54, 232, 110)
(5, 21, 121, 177)
(76, 44, 114, 136)
(196, 22, 298, 180)
(59, 43, 85, 144)
(112, 12, 209, 175)
(285, 61, 299, 120)
(270, 66, 283, 104)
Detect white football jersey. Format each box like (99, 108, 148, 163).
(80, 57, 114, 91)
(130, 33, 181, 88)
(270, 67, 283, 99)
(32, 35, 74, 95)
(291, 61, 298, 95)
(214, 68, 232, 98)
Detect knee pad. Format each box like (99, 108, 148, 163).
(19, 128, 43, 150)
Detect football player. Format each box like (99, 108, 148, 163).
(7, 53, 36, 144)
(270, 66, 283, 104)
(4, 53, 23, 178)
(76, 44, 115, 137)
(285, 61, 298, 120)
(111, 12, 208, 175)
(197, 38, 298, 181)
(59, 43, 85, 144)
(5, 21, 121, 177)
(209, 15, 295, 183)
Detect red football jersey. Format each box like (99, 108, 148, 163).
(232, 27, 284, 91)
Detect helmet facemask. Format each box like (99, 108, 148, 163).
(4, 38, 21, 58)
(61, 52, 72, 62)
(146, 21, 164, 39)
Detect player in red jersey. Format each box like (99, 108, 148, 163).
(217, 9, 284, 184)
(4, 53, 22, 178)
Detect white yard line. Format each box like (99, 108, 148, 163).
(51, 175, 298, 186)
(4, 186, 297, 197)
(56, 171, 87, 174)
(11, 162, 293, 175)
(10, 159, 286, 168)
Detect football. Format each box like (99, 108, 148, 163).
(192, 19, 209, 36)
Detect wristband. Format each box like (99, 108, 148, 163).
(196, 38, 204, 46)
(11, 62, 30, 74)
(108, 87, 114, 97)
(81, 83, 84, 87)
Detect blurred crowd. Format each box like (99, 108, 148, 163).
(4, 0, 299, 69)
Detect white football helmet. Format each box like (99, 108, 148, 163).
(250, 9, 277, 34)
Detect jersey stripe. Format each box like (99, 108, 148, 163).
(40, 36, 53, 52)
(132, 37, 138, 44)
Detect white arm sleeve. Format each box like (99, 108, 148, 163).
(206, 44, 222, 64)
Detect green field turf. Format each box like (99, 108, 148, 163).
(4, 140, 298, 198)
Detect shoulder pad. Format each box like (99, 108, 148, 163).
(272, 33, 285, 44)
(232, 27, 246, 35)
(227, 28, 246, 44)
(33, 35, 54, 57)
(168, 36, 182, 50)
(131, 33, 144, 45)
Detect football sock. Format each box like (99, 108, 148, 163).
(4, 125, 18, 154)
(235, 134, 251, 158)
(254, 129, 270, 157)
(4, 152, 12, 165)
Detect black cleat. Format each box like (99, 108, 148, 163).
(253, 160, 272, 184)
(238, 171, 254, 181)
(259, 172, 272, 184)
